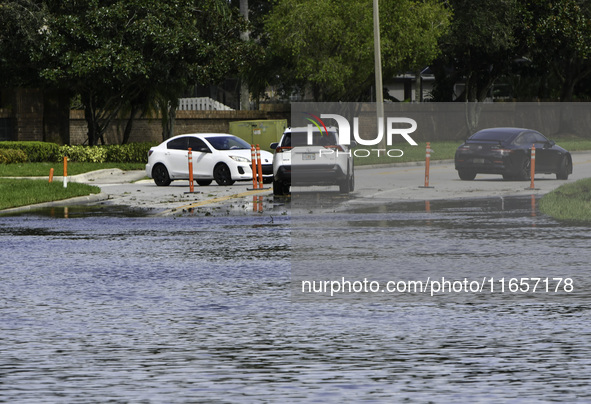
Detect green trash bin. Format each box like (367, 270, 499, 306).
(229, 120, 287, 152)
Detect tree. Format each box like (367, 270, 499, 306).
(3, 0, 249, 145)
(264, 0, 450, 102)
(0, 0, 46, 88)
(230, 0, 274, 107)
(431, 0, 524, 102)
(526, 0, 591, 101)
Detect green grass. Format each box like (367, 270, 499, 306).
(0, 162, 145, 177)
(0, 179, 101, 211)
(539, 177, 591, 222)
(354, 141, 460, 166)
(353, 138, 591, 166)
(549, 138, 591, 153)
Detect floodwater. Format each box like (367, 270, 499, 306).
(1, 197, 590, 403)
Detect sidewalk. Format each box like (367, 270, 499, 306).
(1, 169, 279, 216)
(79, 169, 277, 216)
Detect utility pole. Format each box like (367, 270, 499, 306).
(240, 0, 250, 110)
(373, 0, 385, 147)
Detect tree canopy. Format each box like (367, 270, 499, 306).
(263, 0, 451, 101)
(1, 0, 250, 144)
(2, 0, 591, 146)
(430, 0, 524, 102)
(0, 0, 46, 88)
(526, 0, 591, 101)
(431, 0, 591, 102)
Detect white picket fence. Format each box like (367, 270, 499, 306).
(178, 97, 233, 111)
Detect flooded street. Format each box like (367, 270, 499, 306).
(1, 197, 591, 402)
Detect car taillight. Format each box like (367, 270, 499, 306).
(148, 150, 153, 157)
(458, 145, 471, 151)
(491, 147, 511, 156)
(275, 146, 292, 153)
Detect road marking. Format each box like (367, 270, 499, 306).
(158, 188, 270, 215)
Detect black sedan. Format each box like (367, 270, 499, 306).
(454, 127, 572, 181)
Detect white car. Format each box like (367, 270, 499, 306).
(270, 126, 355, 195)
(146, 133, 273, 186)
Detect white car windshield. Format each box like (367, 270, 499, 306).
(206, 136, 251, 150)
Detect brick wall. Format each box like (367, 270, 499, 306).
(1, 87, 291, 145)
(69, 108, 291, 145)
(0, 108, 12, 141)
(14, 88, 44, 141)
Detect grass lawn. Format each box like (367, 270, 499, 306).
(0, 179, 101, 211)
(354, 141, 459, 166)
(353, 138, 591, 166)
(539, 178, 591, 222)
(0, 162, 145, 177)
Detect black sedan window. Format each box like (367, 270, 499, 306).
(532, 132, 549, 144)
(514, 133, 536, 146)
(470, 131, 513, 142)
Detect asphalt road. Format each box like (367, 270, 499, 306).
(97, 151, 591, 214)
(346, 150, 591, 207)
(5, 151, 590, 216)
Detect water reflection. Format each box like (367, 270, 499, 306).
(292, 196, 591, 303)
(3, 205, 152, 219)
(252, 195, 264, 213)
(1, 198, 590, 402)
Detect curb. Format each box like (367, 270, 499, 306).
(3, 169, 146, 183)
(0, 192, 110, 215)
(67, 168, 126, 182)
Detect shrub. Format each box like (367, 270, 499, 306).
(59, 145, 107, 163)
(103, 143, 156, 163)
(0, 149, 28, 164)
(0, 141, 60, 162)
(0, 141, 155, 163)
